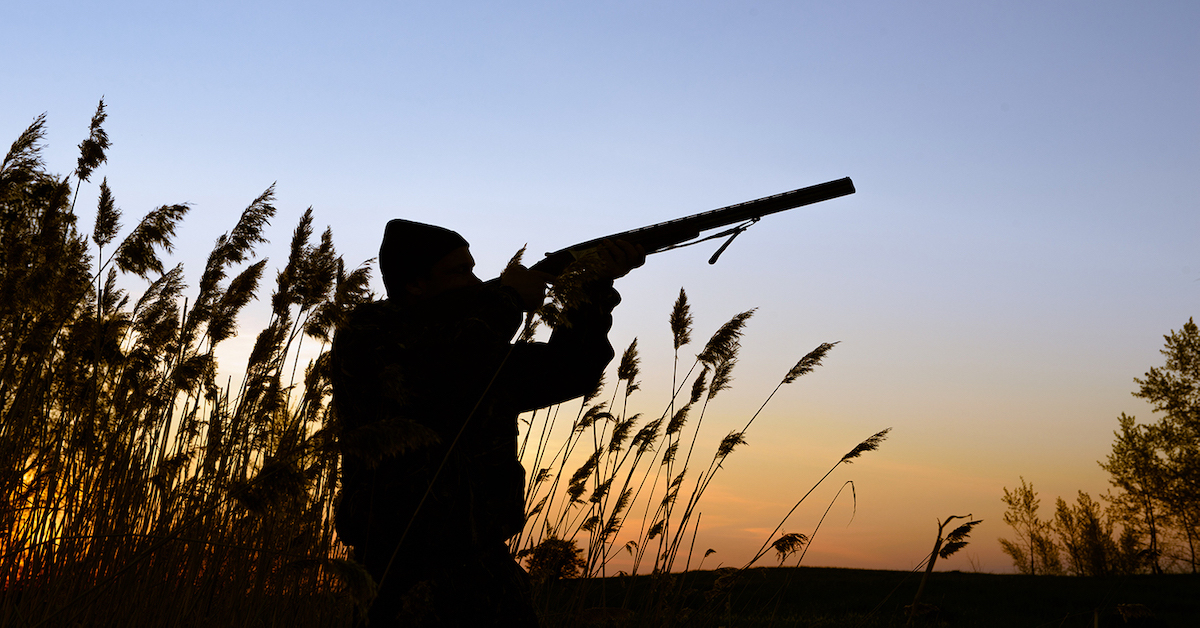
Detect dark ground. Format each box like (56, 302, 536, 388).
(534, 566, 1200, 627)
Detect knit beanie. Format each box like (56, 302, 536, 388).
(379, 219, 469, 298)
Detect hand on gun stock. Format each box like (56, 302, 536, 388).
(500, 265, 555, 312)
(501, 238, 644, 310)
(596, 239, 646, 280)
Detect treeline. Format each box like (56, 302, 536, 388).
(999, 320, 1200, 575)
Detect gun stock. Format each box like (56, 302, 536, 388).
(527, 177, 854, 276)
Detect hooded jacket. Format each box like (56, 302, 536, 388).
(331, 281, 618, 554)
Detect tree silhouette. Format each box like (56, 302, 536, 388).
(998, 477, 1061, 575)
(1053, 491, 1132, 576)
(1102, 318, 1200, 572)
(1102, 413, 1167, 573)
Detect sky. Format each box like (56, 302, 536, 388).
(4, 1, 1198, 573)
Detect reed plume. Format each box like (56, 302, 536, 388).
(2, 113, 47, 177)
(772, 531, 808, 565)
(92, 178, 120, 247)
(617, 338, 641, 395)
(74, 98, 109, 185)
(783, 341, 839, 384)
(669, 288, 692, 350)
(841, 428, 891, 464)
(696, 309, 754, 366)
(113, 203, 189, 278)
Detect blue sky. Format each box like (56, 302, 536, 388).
(4, 1, 1198, 571)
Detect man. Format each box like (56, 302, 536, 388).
(331, 219, 643, 626)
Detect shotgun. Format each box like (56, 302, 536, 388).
(528, 177, 854, 276)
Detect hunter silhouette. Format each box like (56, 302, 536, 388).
(332, 219, 642, 626)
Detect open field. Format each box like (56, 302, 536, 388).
(6, 566, 1195, 627)
(536, 567, 1200, 627)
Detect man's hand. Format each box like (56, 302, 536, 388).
(502, 239, 642, 310)
(596, 239, 646, 280)
(501, 264, 554, 311)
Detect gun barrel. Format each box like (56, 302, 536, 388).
(529, 177, 854, 274)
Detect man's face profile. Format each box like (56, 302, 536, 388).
(406, 246, 480, 298)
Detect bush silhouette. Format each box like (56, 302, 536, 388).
(519, 536, 586, 581)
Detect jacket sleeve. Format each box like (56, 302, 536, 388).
(382, 282, 618, 429)
(497, 281, 619, 412)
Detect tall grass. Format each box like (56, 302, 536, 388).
(513, 285, 891, 624)
(1, 103, 371, 627)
